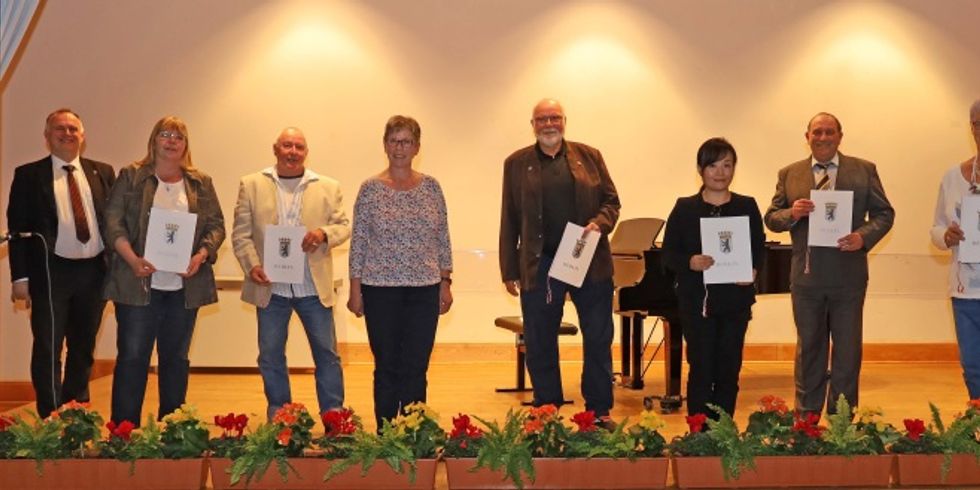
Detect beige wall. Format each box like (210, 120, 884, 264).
(2, 0, 978, 376)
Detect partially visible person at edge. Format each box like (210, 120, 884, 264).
(232, 127, 350, 421)
(930, 98, 980, 400)
(6, 108, 115, 417)
(347, 115, 453, 431)
(498, 98, 620, 422)
(663, 137, 765, 428)
(103, 116, 225, 425)
(764, 112, 894, 416)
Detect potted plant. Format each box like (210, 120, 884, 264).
(321, 402, 442, 489)
(0, 402, 208, 490)
(891, 399, 980, 486)
(211, 402, 315, 488)
(445, 405, 669, 489)
(671, 395, 897, 488)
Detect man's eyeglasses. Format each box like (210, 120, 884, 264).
(386, 138, 416, 148)
(532, 115, 565, 125)
(158, 131, 185, 141)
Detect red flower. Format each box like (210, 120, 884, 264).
(759, 395, 789, 415)
(570, 410, 598, 432)
(686, 413, 707, 433)
(276, 427, 292, 446)
(0, 415, 14, 431)
(450, 414, 483, 440)
(215, 413, 249, 437)
(106, 420, 135, 441)
(792, 412, 824, 438)
(321, 408, 357, 437)
(903, 418, 926, 441)
(968, 399, 980, 411)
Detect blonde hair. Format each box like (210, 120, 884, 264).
(135, 116, 195, 170)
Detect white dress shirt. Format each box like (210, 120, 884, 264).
(51, 154, 103, 259)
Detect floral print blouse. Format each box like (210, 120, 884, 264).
(349, 174, 452, 286)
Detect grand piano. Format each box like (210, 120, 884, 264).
(611, 218, 791, 412)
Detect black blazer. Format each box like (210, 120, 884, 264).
(6, 156, 116, 284)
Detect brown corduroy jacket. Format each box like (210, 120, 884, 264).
(499, 141, 620, 291)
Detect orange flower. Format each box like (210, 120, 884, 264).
(58, 400, 89, 411)
(273, 410, 297, 426)
(968, 399, 980, 410)
(276, 427, 293, 446)
(523, 418, 544, 434)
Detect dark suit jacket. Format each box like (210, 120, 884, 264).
(7, 156, 116, 289)
(499, 140, 620, 290)
(764, 153, 894, 288)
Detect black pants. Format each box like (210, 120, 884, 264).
(362, 284, 440, 431)
(29, 253, 107, 417)
(680, 306, 750, 420)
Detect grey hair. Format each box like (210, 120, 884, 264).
(970, 99, 980, 121)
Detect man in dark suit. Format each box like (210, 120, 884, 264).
(499, 99, 620, 419)
(764, 112, 894, 415)
(7, 109, 116, 417)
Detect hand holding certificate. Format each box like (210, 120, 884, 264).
(699, 216, 753, 284)
(144, 208, 198, 273)
(548, 222, 600, 287)
(263, 225, 308, 283)
(808, 189, 854, 247)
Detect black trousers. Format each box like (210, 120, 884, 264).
(361, 284, 440, 431)
(680, 306, 750, 421)
(28, 253, 107, 417)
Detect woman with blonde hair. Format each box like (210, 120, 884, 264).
(104, 116, 225, 425)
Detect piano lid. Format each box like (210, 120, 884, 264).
(610, 218, 665, 256)
(611, 218, 666, 289)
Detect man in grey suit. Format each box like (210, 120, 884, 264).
(764, 112, 894, 415)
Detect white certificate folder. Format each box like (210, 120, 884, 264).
(958, 195, 980, 263)
(808, 190, 854, 247)
(699, 216, 753, 284)
(547, 222, 600, 288)
(263, 225, 307, 283)
(144, 208, 198, 273)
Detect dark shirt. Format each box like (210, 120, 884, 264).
(536, 142, 576, 255)
(663, 191, 766, 316)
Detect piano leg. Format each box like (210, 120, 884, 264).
(617, 313, 645, 390)
(619, 314, 632, 380)
(657, 316, 684, 413)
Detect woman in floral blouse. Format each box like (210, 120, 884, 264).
(347, 115, 453, 431)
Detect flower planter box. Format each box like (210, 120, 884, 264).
(209, 457, 437, 490)
(445, 457, 669, 489)
(672, 455, 894, 488)
(895, 454, 980, 486)
(0, 458, 207, 490)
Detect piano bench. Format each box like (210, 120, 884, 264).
(494, 316, 578, 394)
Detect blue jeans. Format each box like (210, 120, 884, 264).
(111, 289, 198, 425)
(519, 255, 614, 417)
(257, 294, 344, 421)
(952, 298, 980, 399)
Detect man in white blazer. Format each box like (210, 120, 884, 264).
(232, 127, 351, 420)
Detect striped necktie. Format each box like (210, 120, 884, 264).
(63, 165, 92, 243)
(814, 163, 831, 190)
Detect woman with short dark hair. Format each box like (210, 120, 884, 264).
(662, 137, 765, 426)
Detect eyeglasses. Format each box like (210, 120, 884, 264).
(158, 130, 185, 141)
(386, 138, 416, 148)
(532, 115, 565, 125)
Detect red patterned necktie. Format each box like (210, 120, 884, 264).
(63, 165, 91, 243)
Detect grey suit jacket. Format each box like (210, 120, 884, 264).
(764, 153, 894, 289)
